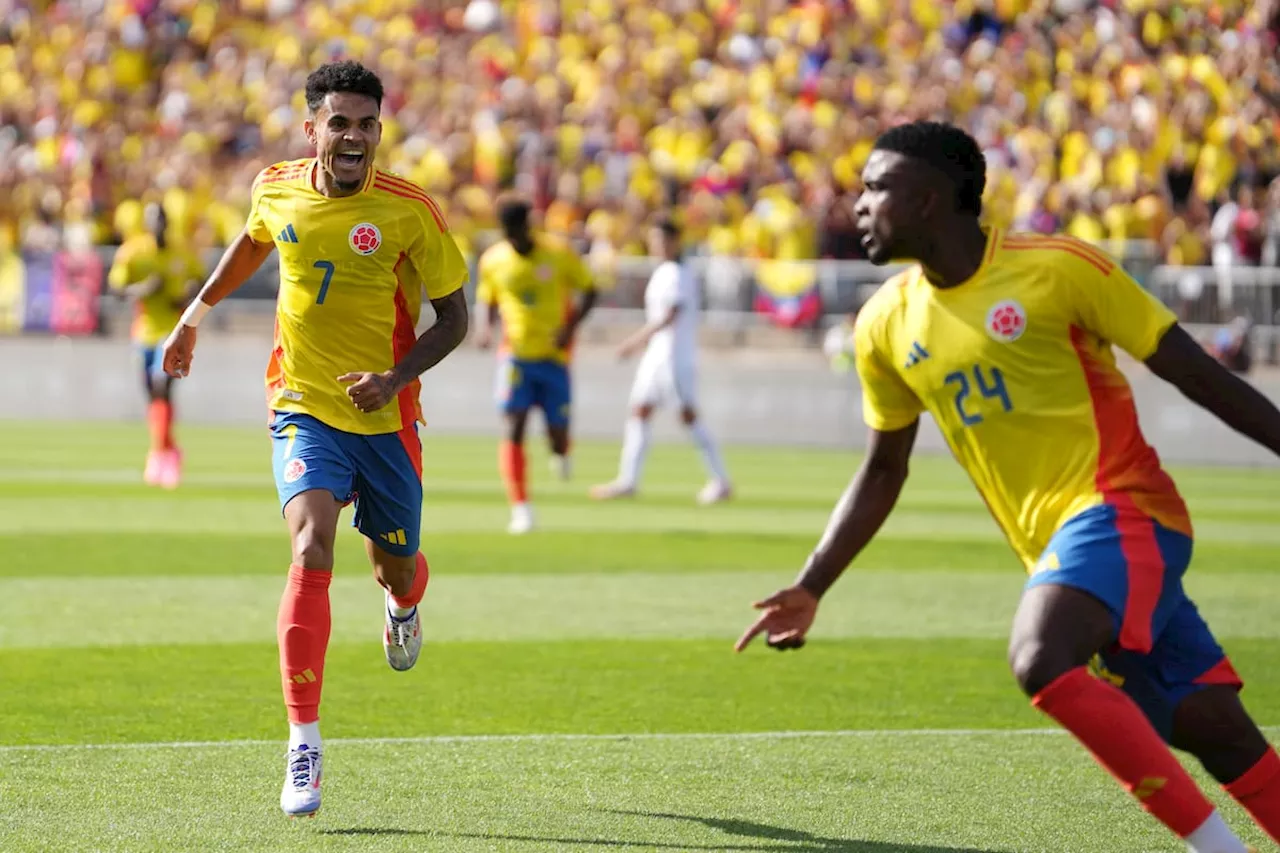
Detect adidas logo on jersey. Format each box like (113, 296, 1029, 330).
(903, 342, 930, 369)
(277, 224, 300, 244)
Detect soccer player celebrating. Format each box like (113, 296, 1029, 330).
(736, 121, 1280, 853)
(108, 203, 203, 488)
(590, 217, 732, 504)
(475, 196, 596, 534)
(160, 61, 469, 818)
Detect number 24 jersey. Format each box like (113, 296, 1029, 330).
(854, 229, 1190, 571)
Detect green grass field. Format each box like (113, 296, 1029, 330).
(0, 421, 1277, 853)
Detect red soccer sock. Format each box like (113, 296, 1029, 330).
(1225, 746, 1280, 842)
(499, 440, 528, 504)
(147, 400, 174, 452)
(1033, 667, 1214, 838)
(277, 565, 332, 725)
(390, 552, 430, 611)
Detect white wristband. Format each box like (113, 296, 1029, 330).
(180, 299, 213, 328)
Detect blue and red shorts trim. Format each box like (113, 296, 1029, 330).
(1027, 503, 1243, 740)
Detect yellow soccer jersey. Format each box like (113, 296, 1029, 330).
(476, 237, 593, 363)
(107, 235, 204, 346)
(245, 160, 468, 436)
(854, 229, 1191, 570)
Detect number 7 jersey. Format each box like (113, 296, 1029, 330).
(854, 229, 1191, 571)
(245, 159, 468, 436)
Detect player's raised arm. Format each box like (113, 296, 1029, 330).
(1146, 324, 1280, 457)
(736, 296, 922, 653)
(161, 228, 275, 378)
(1067, 243, 1280, 458)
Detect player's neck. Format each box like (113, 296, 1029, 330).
(313, 165, 367, 199)
(920, 220, 989, 289)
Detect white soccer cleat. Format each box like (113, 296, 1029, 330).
(697, 480, 733, 505)
(508, 502, 534, 535)
(589, 481, 636, 501)
(550, 454, 572, 481)
(143, 450, 163, 486)
(159, 448, 183, 491)
(383, 594, 423, 672)
(280, 745, 322, 818)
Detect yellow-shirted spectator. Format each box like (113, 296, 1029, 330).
(0, 0, 1269, 276)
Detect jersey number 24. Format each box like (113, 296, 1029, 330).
(944, 364, 1013, 426)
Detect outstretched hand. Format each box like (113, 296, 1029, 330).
(162, 325, 198, 378)
(733, 585, 819, 653)
(338, 371, 401, 414)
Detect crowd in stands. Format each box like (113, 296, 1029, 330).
(1, 0, 1278, 278)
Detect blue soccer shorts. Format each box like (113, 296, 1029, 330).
(137, 344, 169, 386)
(269, 411, 423, 557)
(1026, 503, 1242, 740)
(494, 357, 571, 428)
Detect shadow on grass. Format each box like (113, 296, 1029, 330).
(444, 808, 1005, 852)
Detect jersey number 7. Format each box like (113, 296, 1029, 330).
(313, 260, 336, 305)
(944, 364, 1013, 426)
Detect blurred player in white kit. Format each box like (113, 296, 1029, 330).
(590, 217, 733, 504)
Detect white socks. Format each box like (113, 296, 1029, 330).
(689, 420, 729, 483)
(619, 417, 651, 487)
(1185, 810, 1248, 853)
(618, 417, 729, 488)
(552, 452, 572, 481)
(289, 720, 321, 752)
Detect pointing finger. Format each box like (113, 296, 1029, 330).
(733, 612, 772, 653)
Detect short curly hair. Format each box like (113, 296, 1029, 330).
(304, 60, 384, 113)
(873, 121, 986, 216)
(496, 194, 532, 235)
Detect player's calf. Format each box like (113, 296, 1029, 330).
(368, 547, 429, 672)
(1013, 585, 1250, 850)
(1173, 686, 1271, 783)
(1174, 687, 1280, 844)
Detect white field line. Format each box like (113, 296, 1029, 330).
(2, 726, 1277, 754)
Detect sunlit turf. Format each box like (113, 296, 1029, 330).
(1, 422, 1276, 852)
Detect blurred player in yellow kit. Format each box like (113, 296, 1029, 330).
(159, 61, 469, 819)
(737, 122, 1280, 853)
(107, 203, 203, 488)
(475, 196, 596, 534)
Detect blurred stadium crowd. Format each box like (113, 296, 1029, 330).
(0, 0, 1278, 276)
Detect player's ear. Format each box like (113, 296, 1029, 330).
(303, 116, 318, 147)
(917, 187, 940, 221)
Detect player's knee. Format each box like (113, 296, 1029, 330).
(292, 525, 335, 571)
(679, 406, 697, 426)
(1008, 635, 1074, 697)
(505, 412, 528, 444)
(631, 404, 654, 421)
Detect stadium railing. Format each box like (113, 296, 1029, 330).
(3, 243, 1278, 362)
